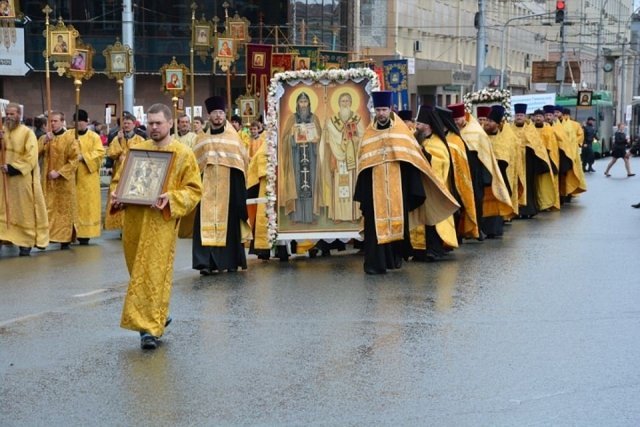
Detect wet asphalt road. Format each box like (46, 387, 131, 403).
(2, 157, 640, 426)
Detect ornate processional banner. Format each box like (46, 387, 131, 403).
(382, 59, 408, 110)
(264, 68, 380, 243)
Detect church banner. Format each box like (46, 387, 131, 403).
(265, 68, 380, 243)
(318, 50, 348, 70)
(246, 44, 272, 94)
(382, 59, 408, 110)
(289, 45, 320, 69)
(271, 53, 294, 76)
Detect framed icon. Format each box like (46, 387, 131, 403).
(241, 99, 255, 117)
(50, 30, 74, 55)
(111, 52, 127, 72)
(577, 90, 592, 107)
(0, 0, 16, 19)
(252, 52, 266, 69)
(70, 49, 88, 71)
(217, 38, 234, 58)
(230, 22, 245, 41)
(296, 57, 310, 70)
(105, 103, 117, 122)
(115, 149, 175, 206)
(165, 69, 183, 90)
(194, 25, 211, 47)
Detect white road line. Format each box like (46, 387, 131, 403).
(72, 289, 108, 298)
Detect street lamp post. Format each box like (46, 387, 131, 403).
(500, 12, 551, 90)
(595, 0, 611, 92)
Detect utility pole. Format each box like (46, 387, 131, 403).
(595, 0, 610, 92)
(559, 21, 566, 94)
(475, 0, 486, 89)
(122, 0, 134, 114)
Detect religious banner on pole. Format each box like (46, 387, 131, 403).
(246, 44, 272, 94)
(271, 53, 294, 76)
(318, 50, 348, 70)
(289, 45, 320, 70)
(382, 59, 408, 110)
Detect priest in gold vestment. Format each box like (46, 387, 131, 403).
(0, 103, 49, 256)
(105, 113, 145, 230)
(73, 109, 105, 244)
(436, 106, 478, 240)
(111, 104, 202, 350)
(448, 103, 512, 239)
(191, 96, 250, 274)
(353, 91, 459, 274)
(38, 111, 79, 249)
(411, 105, 459, 261)
(532, 109, 561, 209)
(510, 104, 557, 216)
(482, 105, 522, 237)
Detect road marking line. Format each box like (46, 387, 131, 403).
(72, 289, 108, 298)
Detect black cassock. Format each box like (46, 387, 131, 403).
(519, 147, 551, 218)
(354, 162, 426, 274)
(192, 168, 248, 272)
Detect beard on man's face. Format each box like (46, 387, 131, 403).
(339, 106, 352, 121)
(5, 117, 18, 129)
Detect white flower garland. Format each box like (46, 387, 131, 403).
(463, 88, 512, 119)
(263, 67, 379, 246)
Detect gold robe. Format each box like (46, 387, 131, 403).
(510, 122, 558, 211)
(75, 129, 105, 239)
(559, 119, 587, 196)
(357, 117, 459, 244)
(246, 137, 270, 250)
(177, 131, 197, 149)
(0, 124, 49, 248)
(488, 125, 523, 217)
(192, 123, 249, 246)
(248, 132, 266, 160)
(410, 133, 459, 250)
(105, 132, 145, 230)
(39, 129, 80, 243)
(115, 139, 202, 337)
(534, 123, 562, 208)
(444, 133, 478, 239)
(460, 116, 513, 218)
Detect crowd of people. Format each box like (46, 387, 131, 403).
(0, 91, 605, 350)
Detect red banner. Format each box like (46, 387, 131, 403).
(271, 53, 294, 76)
(246, 44, 273, 94)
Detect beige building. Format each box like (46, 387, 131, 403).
(356, 0, 633, 113)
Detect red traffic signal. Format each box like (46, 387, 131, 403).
(555, 1, 566, 23)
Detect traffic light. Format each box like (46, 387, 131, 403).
(555, 0, 566, 24)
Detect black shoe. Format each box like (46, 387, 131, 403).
(628, 173, 636, 177)
(78, 238, 89, 245)
(165, 316, 172, 327)
(632, 203, 640, 209)
(60, 243, 70, 250)
(588, 168, 596, 172)
(364, 267, 386, 275)
(140, 334, 158, 350)
(18, 247, 31, 256)
(199, 268, 212, 276)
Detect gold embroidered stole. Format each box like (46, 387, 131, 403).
(193, 124, 248, 246)
(372, 162, 404, 244)
(357, 118, 459, 243)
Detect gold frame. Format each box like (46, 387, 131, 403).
(115, 149, 175, 206)
(165, 68, 184, 91)
(216, 37, 234, 58)
(0, 0, 16, 19)
(194, 24, 211, 48)
(50, 29, 74, 56)
(160, 57, 189, 96)
(69, 48, 88, 71)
